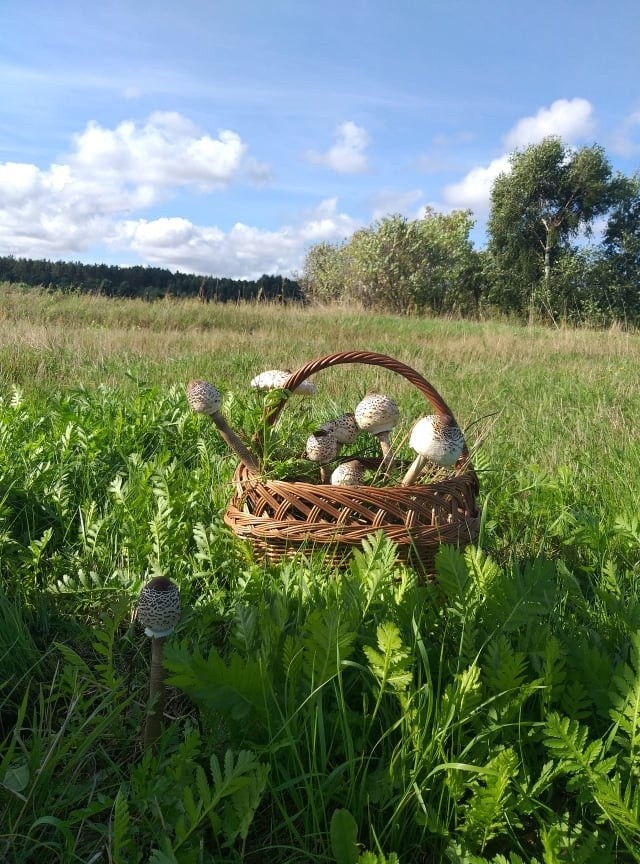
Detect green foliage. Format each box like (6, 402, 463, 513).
(487, 137, 617, 320)
(2, 314, 640, 861)
(301, 210, 480, 315)
(543, 712, 640, 859)
(0, 255, 303, 302)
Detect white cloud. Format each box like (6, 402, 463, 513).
(69, 112, 263, 190)
(504, 97, 595, 149)
(609, 108, 640, 157)
(368, 188, 424, 221)
(306, 121, 370, 173)
(442, 155, 510, 214)
(442, 98, 597, 216)
(111, 199, 360, 279)
(0, 112, 277, 263)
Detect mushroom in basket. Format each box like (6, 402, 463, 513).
(319, 411, 359, 456)
(304, 428, 340, 483)
(331, 459, 366, 486)
(400, 414, 465, 486)
(354, 393, 400, 471)
(251, 369, 317, 395)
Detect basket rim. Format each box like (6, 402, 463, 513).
(231, 459, 479, 495)
(262, 350, 460, 433)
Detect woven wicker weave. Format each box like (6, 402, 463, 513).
(223, 351, 480, 574)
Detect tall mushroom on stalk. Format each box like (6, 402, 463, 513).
(251, 369, 317, 395)
(136, 576, 181, 751)
(304, 428, 339, 483)
(354, 394, 401, 472)
(400, 414, 465, 486)
(186, 379, 260, 476)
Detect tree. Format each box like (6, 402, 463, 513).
(487, 138, 615, 317)
(299, 210, 481, 315)
(602, 173, 640, 285)
(582, 172, 640, 325)
(298, 241, 347, 304)
(346, 215, 426, 314)
(413, 208, 480, 315)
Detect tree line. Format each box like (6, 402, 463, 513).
(2, 137, 638, 326)
(0, 257, 303, 304)
(300, 137, 640, 326)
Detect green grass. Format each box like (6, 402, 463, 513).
(1, 283, 640, 862)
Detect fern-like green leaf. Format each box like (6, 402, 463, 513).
(465, 545, 501, 597)
(609, 631, 640, 773)
(221, 757, 269, 845)
(540, 813, 611, 864)
(364, 621, 413, 700)
(544, 712, 640, 855)
(462, 747, 519, 851)
(163, 643, 269, 730)
(483, 635, 528, 697)
(434, 544, 471, 602)
(544, 712, 602, 773)
(349, 530, 401, 606)
(112, 788, 133, 864)
(301, 607, 355, 690)
(438, 662, 482, 731)
(559, 678, 592, 720)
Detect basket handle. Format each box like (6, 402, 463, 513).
(264, 350, 460, 432)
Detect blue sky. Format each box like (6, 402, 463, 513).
(1, 0, 638, 278)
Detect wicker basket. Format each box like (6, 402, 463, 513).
(223, 351, 480, 575)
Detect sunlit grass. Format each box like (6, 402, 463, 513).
(1, 283, 640, 861)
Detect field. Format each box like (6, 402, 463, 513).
(1, 283, 640, 863)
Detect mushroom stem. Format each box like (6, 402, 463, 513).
(144, 635, 168, 751)
(319, 464, 332, 484)
(186, 379, 260, 475)
(377, 432, 395, 472)
(400, 454, 427, 487)
(209, 413, 261, 475)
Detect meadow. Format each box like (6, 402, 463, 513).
(1, 283, 640, 863)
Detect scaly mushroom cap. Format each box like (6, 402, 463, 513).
(186, 380, 221, 416)
(354, 394, 400, 437)
(185, 379, 260, 473)
(322, 412, 359, 445)
(137, 576, 181, 638)
(250, 369, 317, 395)
(304, 428, 339, 464)
(409, 414, 464, 466)
(331, 459, 365, 486)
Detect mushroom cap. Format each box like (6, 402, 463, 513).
(321, 412, 359, 445)
(250, 369, 317, 395)
(186, 380, 221, 416)
(137, 576, 181, 638)
(354, 394, 401, 437)
(304, 428, 339, 464)
(331, 459, 365, 485)
(409, 414, 464, 466)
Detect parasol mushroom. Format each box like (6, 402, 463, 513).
(400, 414, 465, 486)
(136, 576, 181, 750)
(250, 369, 317, 395)
(186, 379, 260, 475)
(320, 412, 359, 453)
(330, 459, 366, 486)
(304, 428, 339, 483)
(354, 393, 401, 471)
